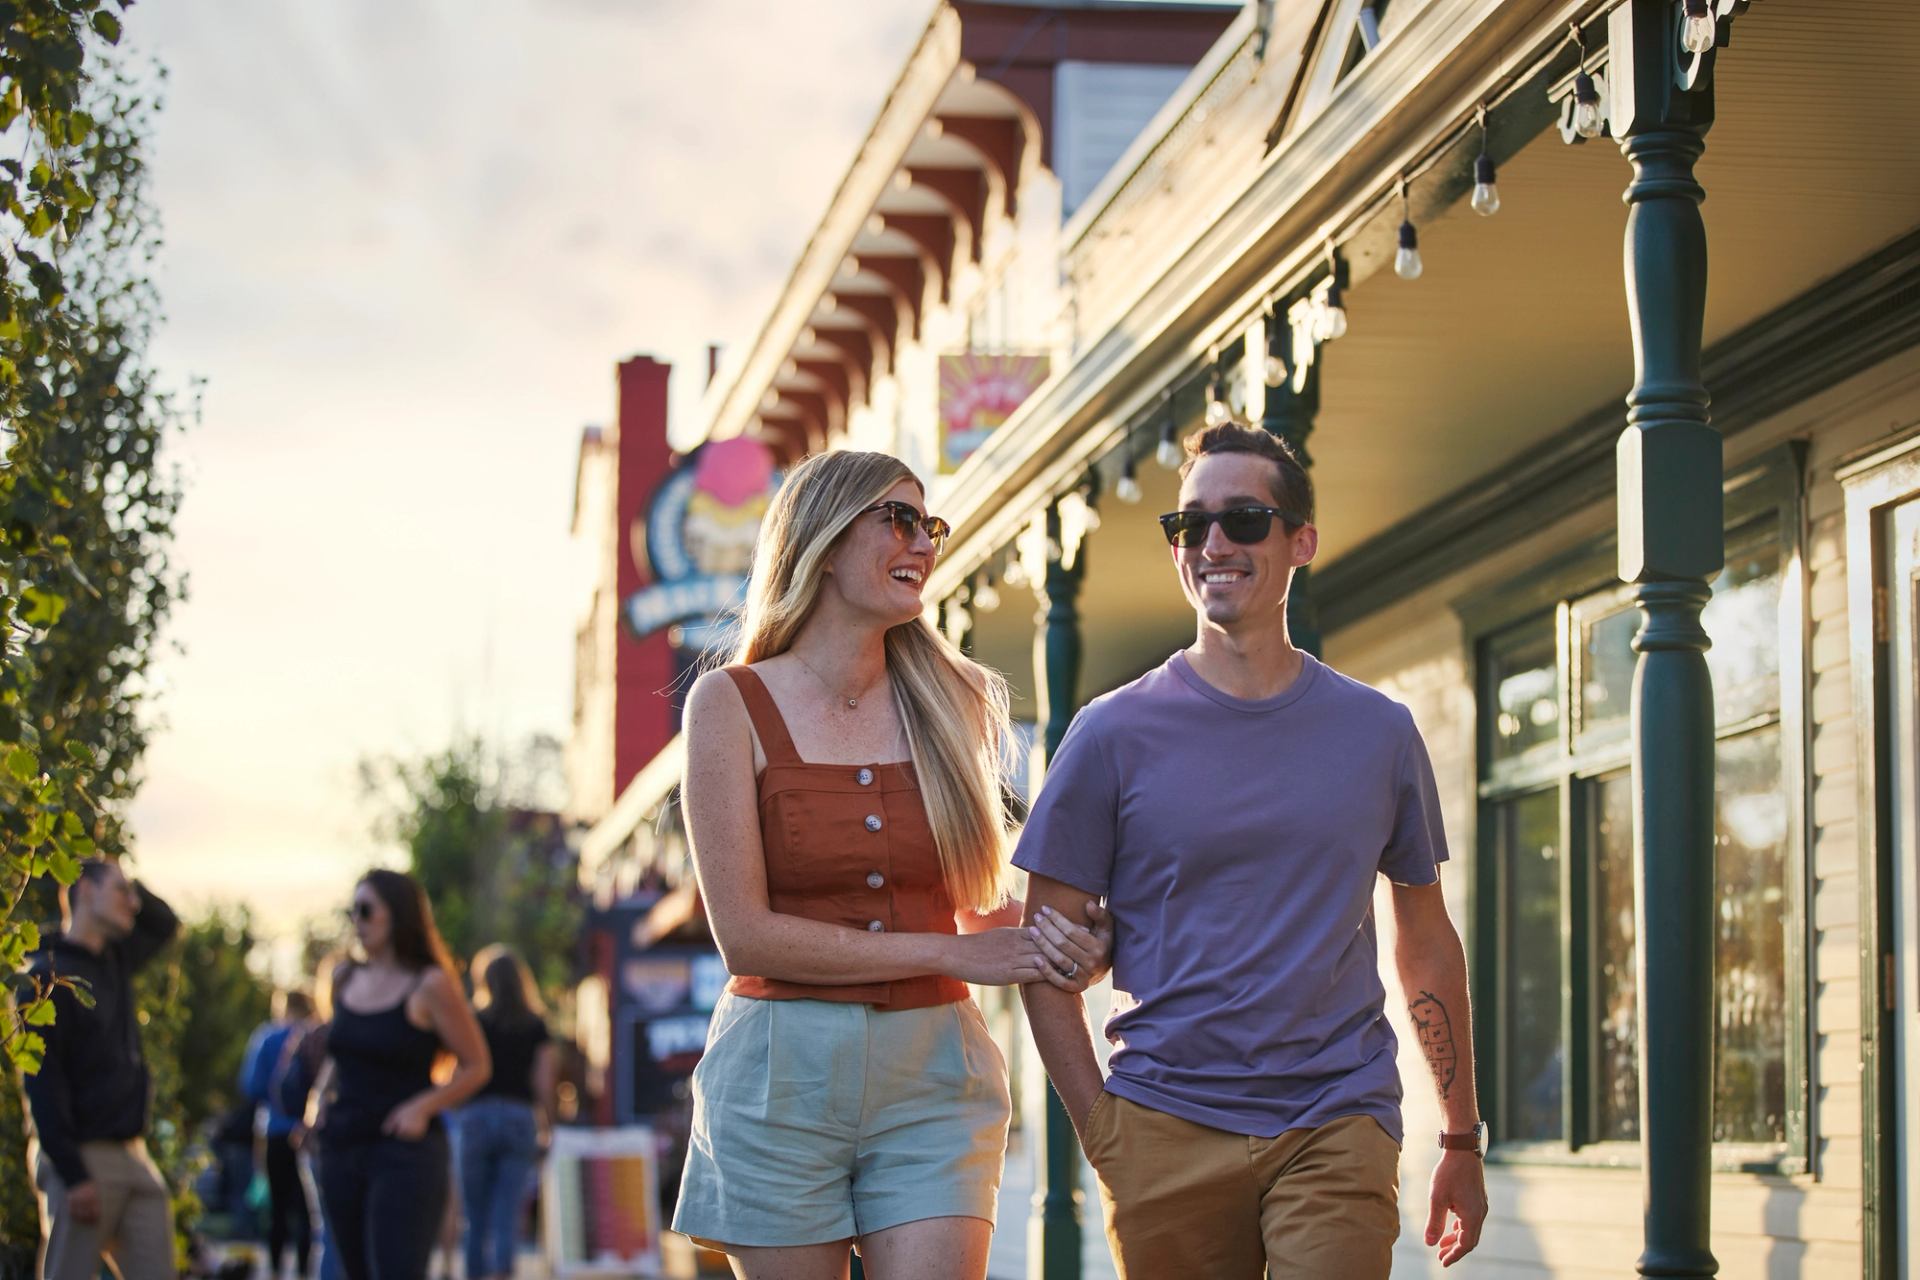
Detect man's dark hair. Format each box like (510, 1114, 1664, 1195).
(59, 856, 115, 916)
(1179, 422, 1315, 526)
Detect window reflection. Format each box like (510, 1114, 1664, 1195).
(1498, 790, 1563, 1142)
(1592, 770, 1639, 1142)
(1489, 624, 1560, 771)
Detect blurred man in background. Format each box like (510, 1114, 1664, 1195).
(20, 857, 181, 1280)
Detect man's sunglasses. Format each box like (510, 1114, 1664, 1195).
(863, 501, 951, 554)
(1158, 505, 1305, 548)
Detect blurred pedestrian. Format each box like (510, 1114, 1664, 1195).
(310, 871, 490, 1280)
(281, 954, 344, 1280)
(456, 945, 558, 1280)
(671, 452, 1111, 1279)
(18, 857, 180, 1280)
(243, 989, 317, 1277)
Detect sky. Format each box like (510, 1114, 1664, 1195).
(123, 1, 931, 933)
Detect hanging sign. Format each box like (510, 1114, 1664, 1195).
(623, 437, 779, 651)
(938, 352, 1050, 473)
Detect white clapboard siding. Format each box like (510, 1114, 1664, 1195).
(1323, 353, 1920, 1275)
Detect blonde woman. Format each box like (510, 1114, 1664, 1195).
(672, 451, 1111, 1280)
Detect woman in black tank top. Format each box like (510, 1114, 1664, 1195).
(314, 871, 490, 1280)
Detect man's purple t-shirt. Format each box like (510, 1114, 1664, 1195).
(1012, 650, 1447, 1142)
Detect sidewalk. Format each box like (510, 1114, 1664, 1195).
(987, 1126, 1118, 1280)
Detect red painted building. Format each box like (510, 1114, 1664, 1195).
(567, 355, 682, 826)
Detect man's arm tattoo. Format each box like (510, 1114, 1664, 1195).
(1409, 990, 1457, 1099)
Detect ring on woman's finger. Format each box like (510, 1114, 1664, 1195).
(1055, 960, 1077, 979)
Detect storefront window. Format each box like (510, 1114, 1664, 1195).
(1476, 504, 1797, 1159)
(1495, 789, 1563, 1142)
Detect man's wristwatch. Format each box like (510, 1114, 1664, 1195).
(1438, 1122, 1488, 1157)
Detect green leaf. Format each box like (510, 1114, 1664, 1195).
(92, 11, 121, 43)
(24, 999, 55, 1026)
(4, 747, 36, 781)
(17, 921, 39, 953)
(21, 586, 65, 626)
(46, 847, 81, 884)
(10, 1039, 44, 1075)
(64, 741, 95, 767)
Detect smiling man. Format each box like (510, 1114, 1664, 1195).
(1015, 422, 1487, 1278)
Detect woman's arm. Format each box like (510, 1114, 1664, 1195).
(531, 1039, 561, 1141)
(382, 969, 491, 1140)
(302, 1057, 334, 1140)
(685, 670, 1046, 988)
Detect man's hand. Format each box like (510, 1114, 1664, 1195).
(67, 1180, 102, 1225)
(1425, 1149, 1487, 1266)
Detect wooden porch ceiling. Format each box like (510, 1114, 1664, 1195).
(1308, 0, 1920, 572)
(968, 0, 1920, 712)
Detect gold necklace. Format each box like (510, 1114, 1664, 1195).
(794, 652, 885, 710)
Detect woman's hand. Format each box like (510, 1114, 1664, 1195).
(946, 927, 1050, 986)
(380, 1097, 435, 1142)
(1028, 901, 1114, 993)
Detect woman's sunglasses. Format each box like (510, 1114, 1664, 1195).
(863, 501, 951, 554)
(346, 901, 375, 922)
(1158, 505, 1305, 548)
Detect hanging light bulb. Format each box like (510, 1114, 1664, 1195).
(1571, 68, 1605, 139)
(1115, 451, 1142, 504)
(1393, 180, 1422, 280)
(1155, 417, 1183, 470)
(1263, 310, 1288, 387)
(1317, 279, 1348, 342)
(972, 569, 1000, 613)
(1001, 545, 1027, 590)
(1681, 0, 1717, 55)
(1471, 151, 1500, 216)
(1394, 220, 1423, 280)
(1204, 365, 1232, 427)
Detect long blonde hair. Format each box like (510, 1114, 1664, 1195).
(728, 450, 1012, 910)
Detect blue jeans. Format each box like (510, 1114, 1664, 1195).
(455, 1098, 539, 1278)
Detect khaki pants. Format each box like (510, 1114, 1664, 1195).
(1081, 1092, 1401, 1280)
(31, 1138, 177, 1280)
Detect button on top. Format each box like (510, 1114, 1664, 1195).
(857, 767, 874, 786)
(866, 871, 885, 889)
(867, 920, 885, 932)
(864, 814, 883, 832)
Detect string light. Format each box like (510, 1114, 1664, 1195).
(971, 567, 1000, 613)
(1682, 0, 1717, 55)
(1314, 247, 1348, 341)
(1394, 178, 1423, 280)
(1204, 358, 1232, 427)
(1568, 25, 1605, 140)
(1001, 544, 1028, 589)
(1115, 448, 1142, 504)
(1470, 106, 1500, 215)
(1155, 394, 1183, 469)
(1263, 304, 1288, 386)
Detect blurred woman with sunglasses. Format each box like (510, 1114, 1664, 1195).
(310, 870, 490, 1280)
(672, 450, 1111, 1280)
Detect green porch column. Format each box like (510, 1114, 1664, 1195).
(1610, 4, 1720, 1275)
(1029, 498, 1086, 1280)
(1259, 317, 1322, 657)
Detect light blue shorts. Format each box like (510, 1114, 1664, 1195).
(671, 993, 1011, 1251)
